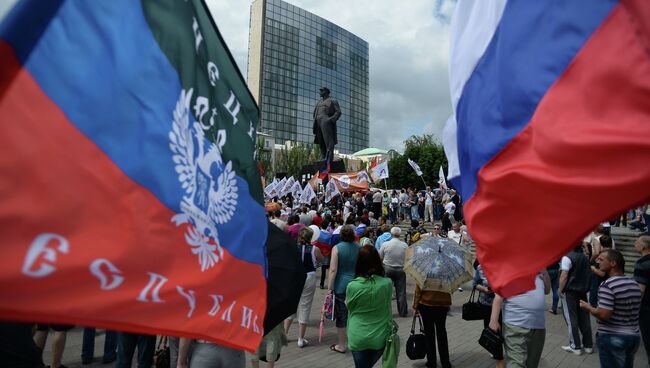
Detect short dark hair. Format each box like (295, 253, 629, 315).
(273, 210, 281, 218)
(599, 235, 612, 249)
(340, 225, 356, 242)
(355, 246, 385, 278)
(602, 249, 625, 271)
(411, 219, 419, 228)
(287, 214, 300, 225)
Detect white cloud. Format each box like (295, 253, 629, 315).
(0, 0, 454, 153)
(207, 0, 455, 152)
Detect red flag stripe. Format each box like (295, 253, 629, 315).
(0, 42, 265, 350)
(467, 3, 650, 296)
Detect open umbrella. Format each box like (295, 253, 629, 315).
(263, 222, 306, 334)
(405, 236, 474, 293)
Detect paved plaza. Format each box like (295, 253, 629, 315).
(44, 272, 647, 368)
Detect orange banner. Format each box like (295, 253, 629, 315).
(328, 172, 370, 192)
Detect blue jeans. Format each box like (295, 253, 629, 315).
(82, 328, 117, 362)
(351, 348, 384, 368)
(410, 205, 419, 220)
(596, 332, 640, 368)
(547, 269, 559, 312)
(434, 204, 443, 221)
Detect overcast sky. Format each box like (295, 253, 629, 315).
(0, 0, 455, 152)
(208, 0, 455, 152)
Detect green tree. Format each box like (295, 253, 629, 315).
(274, 142, 320, 179)
(387, 134, 448, 190)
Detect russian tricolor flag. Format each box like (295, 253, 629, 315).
(444, 0, 650, 296)
(0, 0, 269, 351)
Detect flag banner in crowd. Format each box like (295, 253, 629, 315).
(264, 178, 279, 199)
(407, 158, 423, 177)
(438, 166, 448, 190)
(370, 156, 379, 169)
(275, 177, 287, 195)
(443, 0, 650, 297)
(318, 158, 330, 180)
(0, 0, 270, 352)
(280, 176, 295, 197)
(308, 172, 319, 190)
(355, 170, 371, 184)
(371, 160, 390, 182)
(290, 180, 302, 199)
(324, 179, 341, 203)
(300, 183, 316, 204)
(328, 172, 370, 192)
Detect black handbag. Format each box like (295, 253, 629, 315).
(462, 288, 485, 321)
(153, 336, 170, 368)
(405, 314, 427, 360)
(478, 327, 503, 358)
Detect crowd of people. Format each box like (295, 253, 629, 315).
(3, 186, 649, 368)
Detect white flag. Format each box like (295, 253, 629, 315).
(324, 179, 340, 203)
(438, 166, 448, 190)
(280, 177, 295, 197)
(300, 183, 316, 204)
(264, 178, 279, 198)
(408, 158, 423, 176)
(290, 180, 302, 198)
(371, 161, 390, 180)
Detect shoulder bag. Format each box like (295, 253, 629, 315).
(405, 314, 427, 360)
(462, 288, 485, 321)
(478, 327, 503, 358)
(382, 320, 400, 368)
(153, 336, 170, 368)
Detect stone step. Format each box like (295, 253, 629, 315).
(390, 222, 644, 274)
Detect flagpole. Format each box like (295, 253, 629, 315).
(383, 178, 388, 190)
(419, 175, 427, 189)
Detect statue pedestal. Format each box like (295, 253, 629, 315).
(299, 158, 346, 186)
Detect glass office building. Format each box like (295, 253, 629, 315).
(247, 0, 369, 154)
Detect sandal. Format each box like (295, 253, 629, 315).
(330, 344, 346, 354)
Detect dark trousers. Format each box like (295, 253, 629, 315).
(384, 265, 408, 317)
(351, 348, 384, 368)
(589, 273, 603, 308)
(418, 305, 451, 368)
(645, 214, 650, 235)
(389, 207, 397, 224)
(441, 214, 452, 233)
(320, 264, 330, 288)
(561, 292, 593, 349)
(82, 328, 117, 362)
(116, 332, 156, 368)
(641, 311, 650, 367)
(548, 269, 560, 312)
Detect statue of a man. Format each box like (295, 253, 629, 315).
(313, 87, 341, 164)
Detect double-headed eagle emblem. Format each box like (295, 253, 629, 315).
(169, 89, 238, 271)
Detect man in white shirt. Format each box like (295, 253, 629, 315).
(448, 222, 463, 245)
(380, 227, 408, 317)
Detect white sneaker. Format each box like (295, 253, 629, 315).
(297, 339, 309, 348)
(584, 348, 593, 354)
(561, 345, 583, 355)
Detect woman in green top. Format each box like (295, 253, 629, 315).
(346, 245, 392, 368)
(327, 225, 360, 354)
